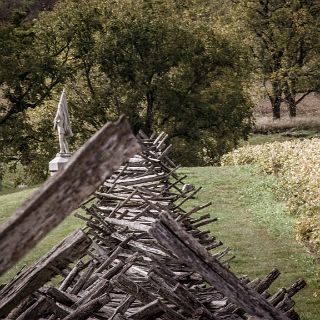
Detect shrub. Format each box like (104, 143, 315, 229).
(222, 138, 320, 254)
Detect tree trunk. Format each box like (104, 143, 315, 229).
(144, 91, 154, 135)
(270, 81, 282, 120)
(283, 81, 297, 118)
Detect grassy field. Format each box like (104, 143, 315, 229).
(0, 188, 84, 283)
(0, 166, 319, 319)
(181, 166, 320, 320)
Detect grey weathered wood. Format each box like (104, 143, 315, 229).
(41, 285, 77, 306)
(256, 268, 280, 294)
(70, 261, 95, 295)
(148, 271, 195, 314)
(0, 230, 91, 318)
(16, 295, 69, 320)
(0, 116, 140, 276)
(63, 294, 110, 320)
(15, 297, 49, 320)
(103, 218, 150, 232)
(59, 260, 86, 292)
(73, 279, 111, 308)
(149, 212, 290, 320)
(173, 283, 217, 319)
(6, 297, 35, 319)
(109, 295, 135, 320)
(115, 274, 187, 320)
(286, 279, 306, 298)
(129, 300, 164, 320)
(0, 130, 305, 320)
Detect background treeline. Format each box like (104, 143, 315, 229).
(0, 0, 319, 184)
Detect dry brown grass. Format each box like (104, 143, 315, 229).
(254, 116, 320, 133)
(253, 93, 320, 133)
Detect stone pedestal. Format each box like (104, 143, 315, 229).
(49, 153, 71, 176)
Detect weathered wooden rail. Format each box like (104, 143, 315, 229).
(0, 123, 306, 319)
(0, 116, 140, 276)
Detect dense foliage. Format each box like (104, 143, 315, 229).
(0, 0, 57, 21)
(226, 0, 320, 119)
(0, 0, 253, 182)
(1, 0, 319, 183)
(222, 139, 320, 254)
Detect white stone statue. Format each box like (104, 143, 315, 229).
(53, 89, 73, 154)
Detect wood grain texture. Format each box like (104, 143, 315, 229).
(149, 212, 290, 320)
(0, 130, 304, 319)
(0, 229, 91, 317)
(0, 115, 140, 276)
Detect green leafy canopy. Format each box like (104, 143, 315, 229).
(0, 0, 252, 182)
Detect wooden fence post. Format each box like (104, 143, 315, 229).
(0, 116, 141, 276)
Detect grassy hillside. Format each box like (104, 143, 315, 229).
(181, 166, 320, 320)
(0, 166, 319, 319)
(0, 187, 84, 283)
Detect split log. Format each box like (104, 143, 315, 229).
(59, 260, 87, 291)
(0, 116, 140, 276)
(129, 299, 164, 320)
(41, 285, 77, 307)
(109, 295, 135, 319)
(70, 261, 96, 295)
(115, 274, 187, 320)
(149, 212, 290, 320)
(0, 230, 91, 318)
(0, 129, 305, 320)
(16, 295, 68, 320)
(63, 294, 110, 320)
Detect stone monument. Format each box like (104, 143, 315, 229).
(49, 89, 73, 175)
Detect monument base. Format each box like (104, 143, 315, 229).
(49, 153, 71, 176)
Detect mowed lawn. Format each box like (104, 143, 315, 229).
(181, 166, 320, 320)
(0, 166, 320, 319)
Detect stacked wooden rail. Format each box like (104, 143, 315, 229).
(0, 130, 306, 320)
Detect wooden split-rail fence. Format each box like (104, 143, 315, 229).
(0, 116, 306, 320)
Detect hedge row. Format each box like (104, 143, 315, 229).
(222, 139, 320, 254)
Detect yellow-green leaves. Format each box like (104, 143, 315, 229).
(222, 139, 320, 254)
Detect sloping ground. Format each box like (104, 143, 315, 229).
(0, 165, 319, 319)
(0, 188, 84, 283)
(181, 165, 320, 320)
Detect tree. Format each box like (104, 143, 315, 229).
(0, 0, 58, 22)
(0, 0, 253, 179)
(0, 7, 70, 181)
(233, 0, 320, 119)
(43, 0, 252, 164)
(279, 1, 320, 117)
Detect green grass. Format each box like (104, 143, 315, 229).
(0, 162, 25, 191)
(0, 166, 319, 319)
(0, 187, 84, 284)
(180, 165, 320, 320)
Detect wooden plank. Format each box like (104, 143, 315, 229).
(109, 295, 135, 319)
(104, 218, 150, 232)
(41, 285, 77, 306)
(129, 299, 164, 320)
(0, 116, 140, 276)
(59, 260, 87, 291)
(149, 212, 290, 320)
(0, 230, 92, 318)
(117, 174, 167, 186)
(63, 294, 110, 320)
(115, 274, 187, 320)
(16, 295, 69, 320)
